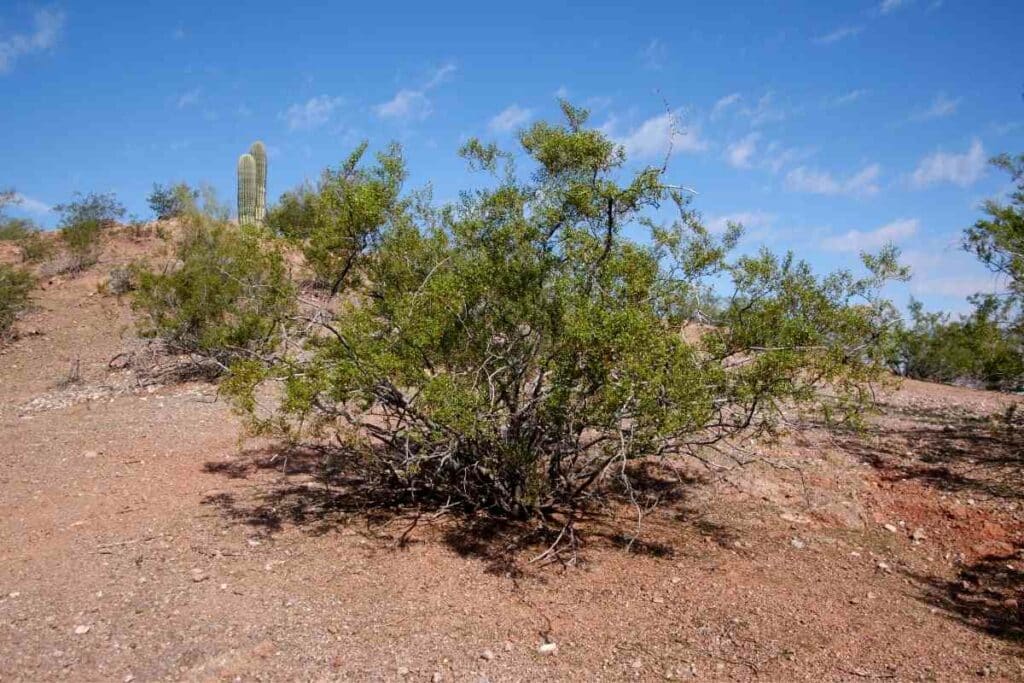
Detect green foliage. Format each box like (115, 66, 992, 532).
(55, 192, 125, 271)
(277, 142, 407, 291)
(963, 153, 1024, 332)
(0, 191, 53, 263)
(266, 182, 317, 239)
(147, 182, 199, 220)
(891, 298, 1024, 391)
(0, 263, 34, 340)
(222, 104, 906, 520)
(132, 210, 296, 369)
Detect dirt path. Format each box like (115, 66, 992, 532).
(1, 235, 1022, 681)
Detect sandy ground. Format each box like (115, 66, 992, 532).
(1, 230, 1022, 681)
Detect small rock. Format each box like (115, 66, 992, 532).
(631, 658, 643, 669)
(877, 561, 892, 573)
(431, 674, 443, 683)
(912, 528, 926, 542)
(73, 625, 91, 635)
(480, 649, 494, 661)
(883, 523, 898, 533)
(790, 538, 805, 550)
(538, 642, 558, 656)
(190, 569, 207, 582)
(396, 666, 410, 676)
(8, 592, 20, 598)
(83, 450, 99, 458)
(652, 596, 665, 604)
(503, 641, 513, 652)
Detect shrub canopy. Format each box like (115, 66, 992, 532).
(222, 103, 906, 519)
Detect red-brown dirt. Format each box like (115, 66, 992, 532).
(1, 228, 1022, 681)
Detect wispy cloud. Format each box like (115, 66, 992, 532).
(706, 211, 775, 235)
(822, 218, 918, 252)
(375, 62, 457, 122)
(282, 95, 343, 131)
(176, 88, 201, 109)
(488, 104, 533, 133)
(608, 111, 708, 160)
(911, 92, 962, 121)
(813, 25, 863, 45)
(641, 38, 667, 70)
(740, 92, 790, 126)
(879, 0, 911, 15)
(710, 92, 742, 120)
(725, 133, 759, 169)
(0, 8, 66, 74)
(827, 89, 870, 107)
(910, 139, 986, 188)
(785, 163, 881, 197)
(11, 193, 52, 215)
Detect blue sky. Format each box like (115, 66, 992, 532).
(2, 0, 1022, 313)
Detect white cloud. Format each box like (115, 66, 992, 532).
(641, 38, 667, 70)
(822, 218, 918, 252)
(880, 0, 911, 15)
(828, 89, 869, 107)
(912, 92, 962, 121)
(283, 95, 342, 131)
(612, 111, 708, 160)
(375, 62, 457, 123)
(739, 92, 790, 126)
(785, 163, 881, 197)
(813, 25, 862, 45)
(0, 8, 66, 74)
(910, 139, 986, 188)
(375, 89, 431, 121)
(11, 193, 52, 215)
(176, 88, 201, 109)
(706, 211, 774, 234)
(554, 85, 570, 99)
(725, 133, 759, 169)
(710, 92, 741, 120)
(488, 104, 533, 133)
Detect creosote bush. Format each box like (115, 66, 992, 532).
(148, 182, 199, 220)
(132, 209, 295, 371)
(222, 103, 907, 523)
(0, 263, 34, 341)
(55, 192, 126, 271)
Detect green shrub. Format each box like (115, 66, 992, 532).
(0, 217, 53, 263)
(273, 143, 405, 291)
(132, 213, 296, 370)
(55, 192, 125, 271)
(222, 103, 906, 522)
(148, 182, 199, 220)
(266, 182, 317, 240)
(0, 263, 34, 340)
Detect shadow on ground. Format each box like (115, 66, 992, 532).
(201, 446, 726, 574)
(834, 401, 1024, 501)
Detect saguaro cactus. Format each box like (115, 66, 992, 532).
(249, 141, 267, 223)
(237, 153, 257, 225)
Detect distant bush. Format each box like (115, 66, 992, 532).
(147, 182, 199, 220)
(0, 263, 34, 341)
(105, 265, 138, 295)
(0, 191, 54, 264)
(132, 213, 295, 371)
(890, 298, 1024, 391)
(266, 182, 317, 240)
(55, 192, 125, 271)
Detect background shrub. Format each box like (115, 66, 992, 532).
(147, 182, 199, 220)
(54, 192, 125, 271)
(132, 213, 295, 371)
(0, 263, 34, 341)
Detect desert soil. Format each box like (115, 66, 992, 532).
(1, 230, 1023, 681)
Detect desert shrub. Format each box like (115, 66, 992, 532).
(0, 263, 34, 340)
(0, 217, 53, 263)
(272, 143, 405, 291)
(890, 298, 1024, 391)
(106, 265, 139, 295)
(266, 182, 318, 239)
(55, 192, 125, 271)
(148, 182, 199, 220)
(132, 212, 296, 371)
(222, 103, 906, 523)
